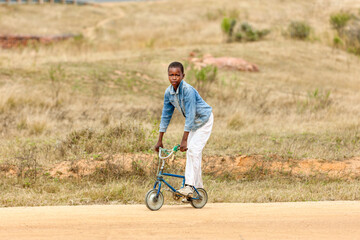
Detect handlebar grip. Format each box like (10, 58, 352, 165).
(173, 144, 180, 152)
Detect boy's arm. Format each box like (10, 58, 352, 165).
(180, 131, 189, 152)
(180, 88, 196, 152)
(159, 91, 175, 132)
(155, 91, 174, 152)
(184, 88, 196, 132)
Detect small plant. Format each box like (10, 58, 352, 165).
(309, 88, 332, 109)
(15, 142, 39, 181)
(227, 113, 244, 130)
(347, 46, 360, 55)
(49, 65, 66, 107)
(330, 12, 352, 31)
(187, 63, 217, 96)
(221, 19, 270, 43)
(221, 17, 236, 42)
(298, 89, 332, 112)
(333, 35, 343, 46)
(235, 22, 270, 42)
(287, 21, 311, 40)
(330, 12, 360, 55)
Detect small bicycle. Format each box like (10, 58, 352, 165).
(145, 144, 208, 211)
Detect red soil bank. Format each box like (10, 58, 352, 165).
(0, 34, 74, 48)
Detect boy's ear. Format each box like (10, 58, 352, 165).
(182, 73, 185, 79)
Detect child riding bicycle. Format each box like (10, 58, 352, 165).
(154, 61, 214, 196)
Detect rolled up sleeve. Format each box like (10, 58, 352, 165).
(184, 88, 196, 132)
(159, 91, 174, 132)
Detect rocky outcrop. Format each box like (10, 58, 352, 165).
(189, 52, 259, 72)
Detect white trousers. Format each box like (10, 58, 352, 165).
(185, 113, 214, 188)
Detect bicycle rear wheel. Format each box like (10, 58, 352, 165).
(190, 188, 208, 209)
(145, 189, 164, 211)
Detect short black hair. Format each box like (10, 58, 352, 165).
(168, 62, 184, 74)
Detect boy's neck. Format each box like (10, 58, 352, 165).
(173, 80, 183, 92)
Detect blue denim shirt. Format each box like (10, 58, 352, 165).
(159, 80, 212, 132)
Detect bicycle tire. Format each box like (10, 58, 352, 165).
(190, 188, 208, 209)
(145, 189, 164, 211)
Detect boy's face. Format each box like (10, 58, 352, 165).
(168, 67, 184, 90)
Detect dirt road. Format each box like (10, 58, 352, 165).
(0, 202, 359, 240)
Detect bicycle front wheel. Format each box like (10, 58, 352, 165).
(145, 189, 164, 211)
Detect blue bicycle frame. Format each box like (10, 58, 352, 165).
(153, 146, 202, 200)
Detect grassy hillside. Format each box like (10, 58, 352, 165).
(1, 0, 360, 163)
(1, 0, 360, 206)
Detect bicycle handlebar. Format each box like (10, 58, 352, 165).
(158, 144, 180, 159)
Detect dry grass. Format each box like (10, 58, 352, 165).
(0, 175, 359, 207)
(1, 2, 360, 160)
(0, 0, 360, 205)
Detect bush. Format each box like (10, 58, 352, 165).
(221, 18, 270, 43)
(221, 17, 236, 42)
(330, 12, 360, 55)
(287, 21, 311, 40)
(235, 22, 270, 42)
(333, 35, 343, 46)
(187, 63, 217, 97)
(330, 12, 352, 31)
(343, 21, 360, 55)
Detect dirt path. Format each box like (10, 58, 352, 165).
(0, 202, 359, 240)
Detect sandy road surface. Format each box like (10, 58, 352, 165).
(0, 202, 359, 240)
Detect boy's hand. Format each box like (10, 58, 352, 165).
(180, 140, 188, 152)
(154, 141, 163, 152)
(155, 132, 165, 152)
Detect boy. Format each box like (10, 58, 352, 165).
(154, 61, 213, 196)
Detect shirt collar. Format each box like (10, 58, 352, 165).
(170, 80, 183, 95)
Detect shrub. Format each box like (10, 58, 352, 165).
(343, 21, 360, 55)
(333, 35, 343, 46)
(187, 63, 217, 96)
(236, 22, 270, 42)
(330, 12, 352, 31)
(221, 17, 236, 42)
(330, 12, 360, 55)
(287, 21, 311, 40)
(221, 19, 270, 43)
